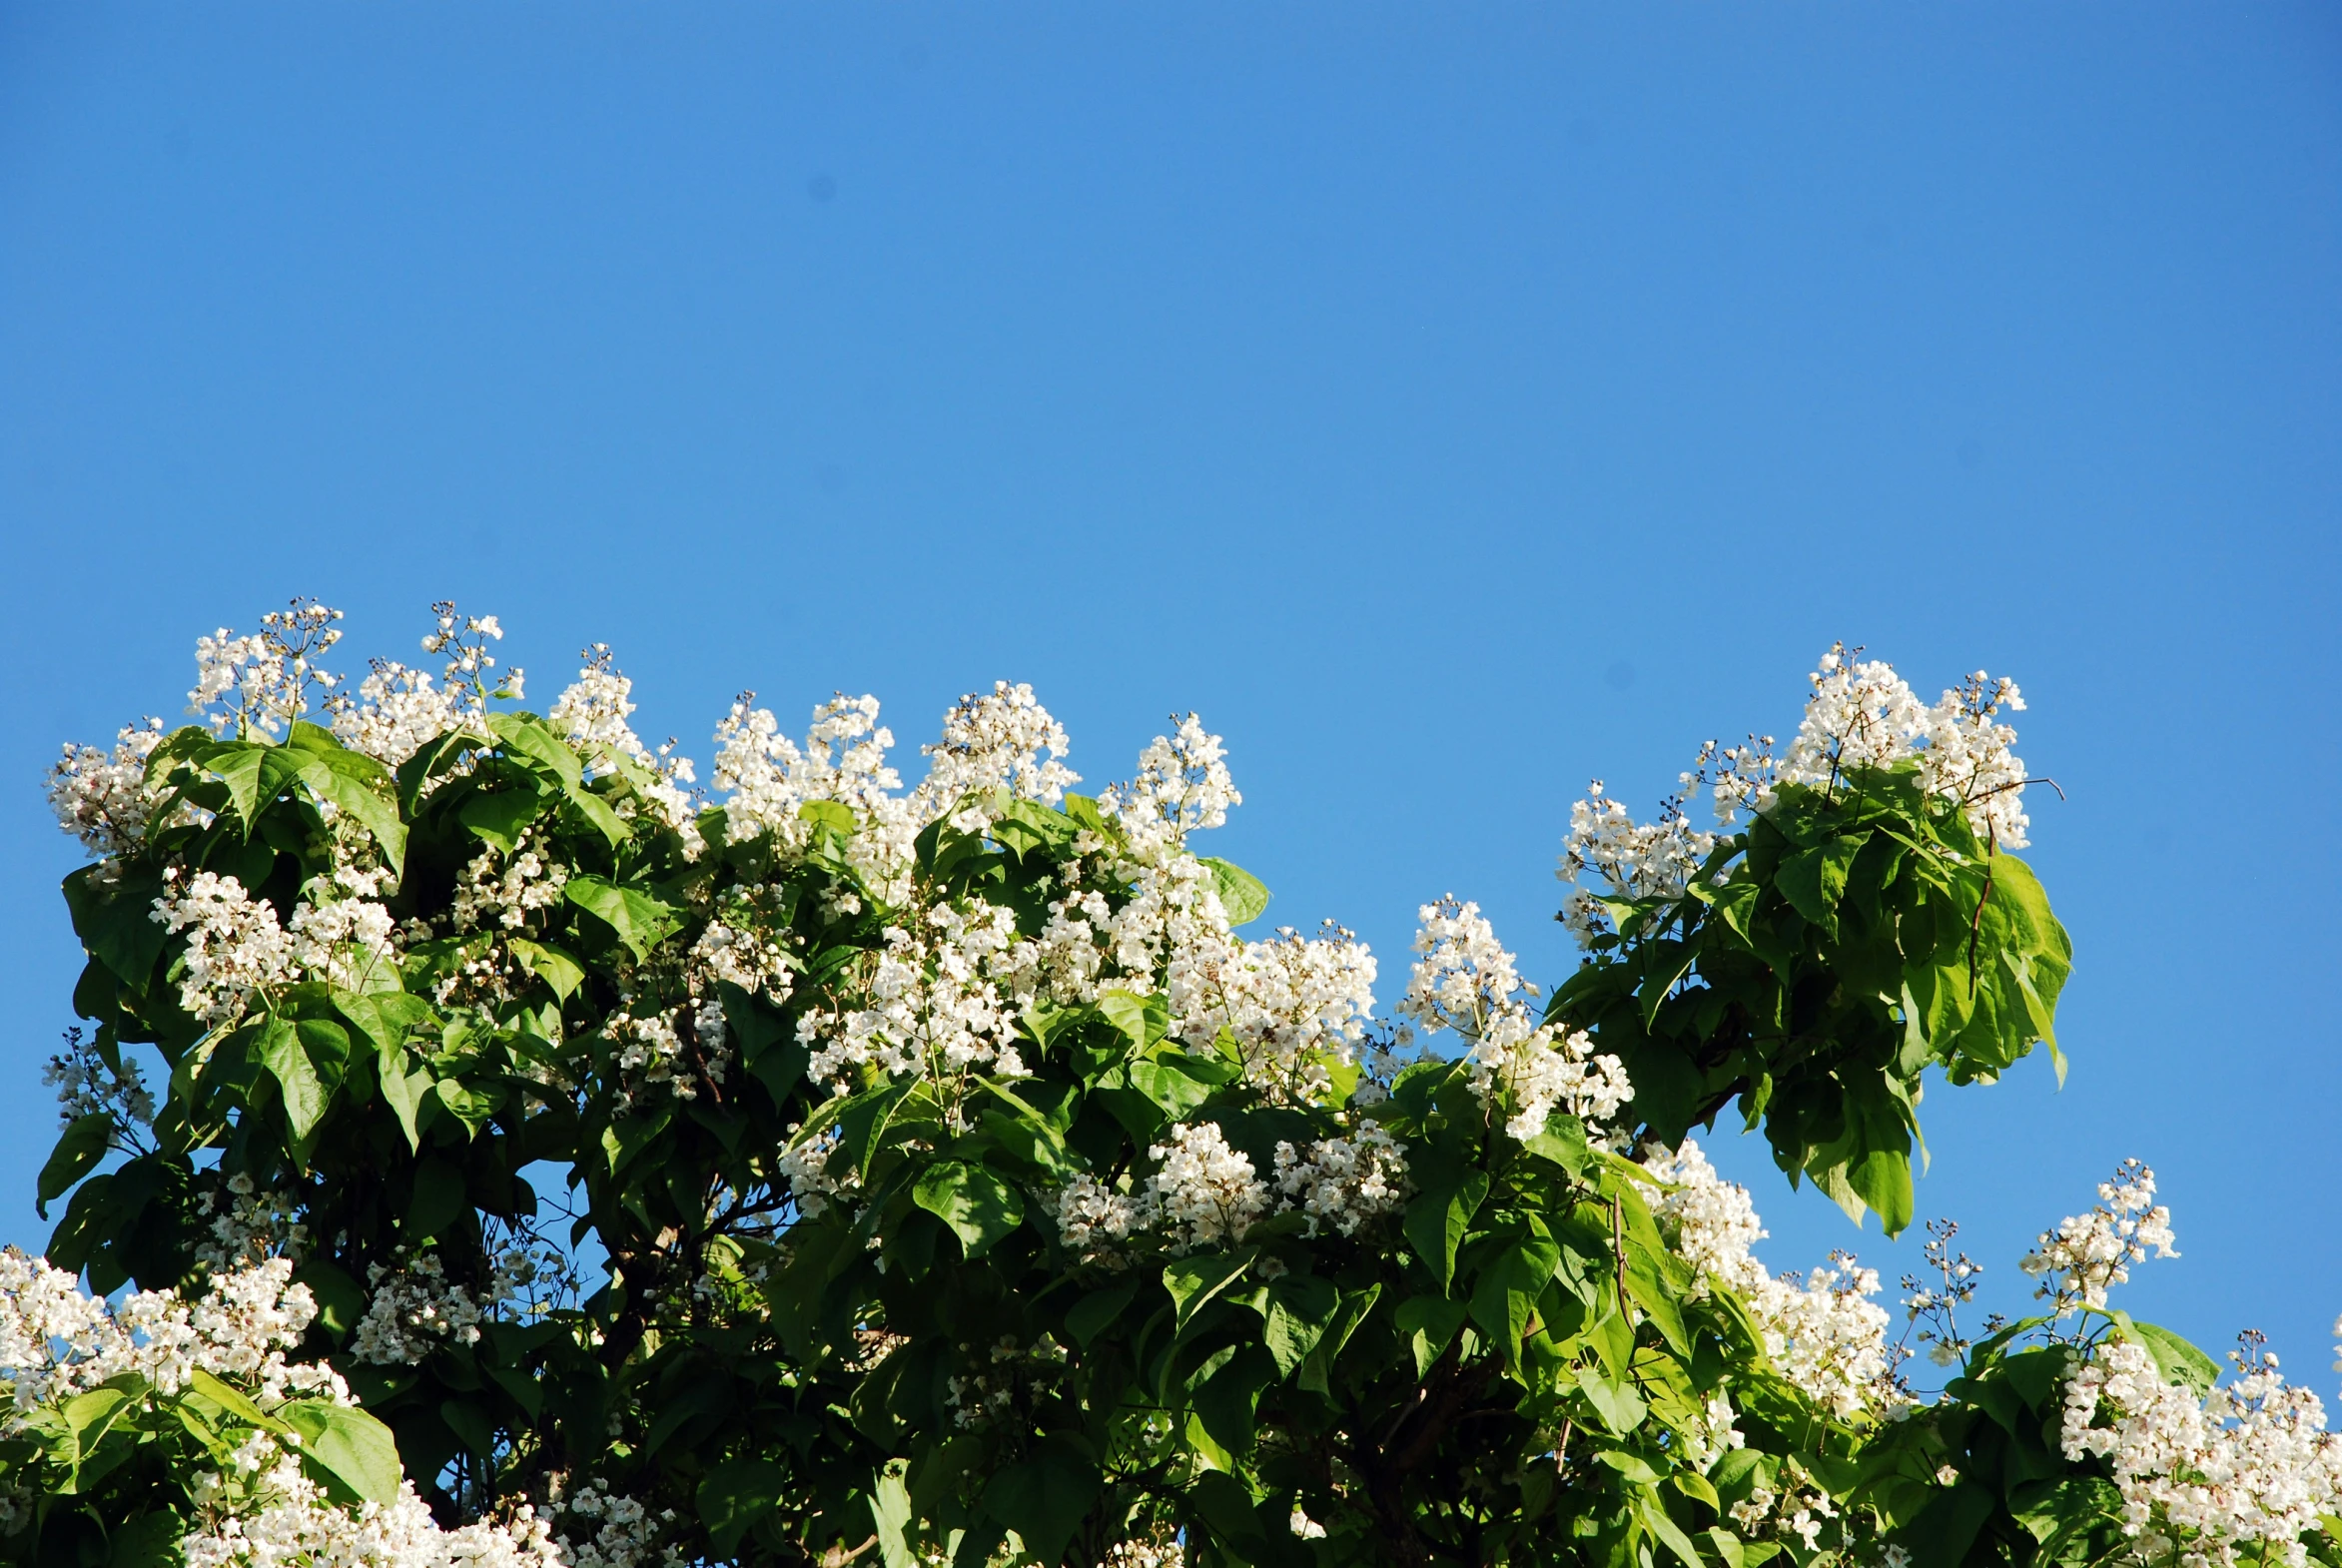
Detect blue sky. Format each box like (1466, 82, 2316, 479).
(2, 3, 2336, 1377)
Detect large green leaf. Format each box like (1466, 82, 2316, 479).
(37, 1114, 113, 1217)
(698, 1457, 787, 1555)
(485, 712, 582, 792)
(982, 1436, 1101, 1566)
(1198, 857, 1271, 926)
(281, 1399, 403, 1505)
(1402, 1167, 1489, 1290)
(912, 1161, 1026, 1258)
(564, 876, 683, 960)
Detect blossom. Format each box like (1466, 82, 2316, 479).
(1401, 897, 1632, 1141)
(1641, 1140, 1900, 1421)
(351, 1249, 491, 1365)
(151, 871, 297, 1024)
(47, 718, 167, 857)
(1272, 1125, 1410, 1236)
(1556, 784, 1716, 947)
(1146, 1122, 1269, 1252)
(2019, 1159, 2177, 1315)
(914, 680, 1079, 830)
(2060, 1336, 2342, 1567)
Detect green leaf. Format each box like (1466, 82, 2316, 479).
(1199, 857, 1271, 926)
(38, 1114, 113, 1218)
(1402, 1168, 1489, 1289)
(1262, 1274, 1341, 1378)
(295, 1261, 368, 1338)
(188, 1366, 278, 1428)
(281, 1400, 404, 1506)
(204, 743, 307, 836)
(456, 788, 548, 854)
(1639, 1492, 1708, 1568)
(377, 1044, 432, 1154)
(1095, 991, 1156, 1053)
(1067, 1281, 1140, 1349)
(1776, 832, 1869, 938)
(2117, 1317, 2221, 1397)
(1165, 1251, 1254, 1333)
(485, 712, 582, 792)
(912, 1161, 1026, 1259)
(1123, 1055, 1222, 1121)
(982, 1436, 1101, 1566)
(290, 753, 407, 876)
(1394, 1294, 1471, 1379)
(255, 1015, 329, 1145)
(1469, 1231, 1562, 1365)
(506, 937, 585, 1003)
(698, 1457, 787, 1555)
(564, 876, 683, 961)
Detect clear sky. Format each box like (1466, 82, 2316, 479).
(2, 4, 2336, 1380)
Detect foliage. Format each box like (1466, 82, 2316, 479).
(14, 608, 2338, 1568)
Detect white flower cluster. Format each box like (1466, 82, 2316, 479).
(1272, 1125, 1410, 1237)
(914, 680, 1080, 831)
(774, 1125, 860, 1219)
(449, 835, 571, 935)
(1728, 1462, 1843, 1551)
(1103, 1533, 1184, 1568)
(1640, 1141, 1900, 1422)
(189, 602, 345, 742)
(548, 1482, 684, 1568)
(44, 1026, 157, 1133)
(1751, 645, 2031, 848)
(798, 903, 1029, 1103)
(2061, 1336, 2342, 1568)
(1103, 714, 1240, 848)
(1174, 923, 1381, 1107)
(711, 693, 909, 875)
(193, 1174, 310, 1270)
(1556, 786, 1717, 946)
(47, 718, 167, 858)
(1044, 1118, 1409, 1258)
(2020, 1159, 2178, 1316)
(1146, 1122, 1271, 1252)
(150, 871, 401, 1024)
(0, 1252, 340, 1414)
(602, 1009, 728, 1112)
(184, 1457, 564, 1568)
(328, 603, 522, 771)
(1400, 898, 1633, 1142)
(548, 646, 702, 856)
(151, 871, 298, 1024)
(350, 1249, 492, 1365)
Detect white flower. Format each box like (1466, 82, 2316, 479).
(2019, 1159, 2177, 1315)
(1272, 1125, 1410, 1236)
(350, 1248, 491, 1365)
(914, 680, 1079, 830)
(151, 871, 297, 1024)
(47, 719, 167, 858)
(1400, 897, 1633, 1141)
(1641, 1139, 1901, 1421)
(1146, 1123, 1269, 1252)
(1556, 785, 1716, 948)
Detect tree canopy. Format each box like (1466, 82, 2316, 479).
(13, 603, 2338, 1568)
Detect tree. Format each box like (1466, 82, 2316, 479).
(12, 603, 2338, 1568)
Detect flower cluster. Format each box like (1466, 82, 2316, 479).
(1561, 647, 2037, 947)
(1556, 784, 1716, 945)
(46, 718, 167, 857)
(914, 680, 1080, 830)
(1272, 1125, 1411, 1237)
(549, 645, 702, 853)
(350, 1248, 493, 1365)
(547, 1482, 685, 1568)
(1146, 1122, 1271, 1252)
(1401, 897, 1632, 1141)
(0, 1252, 339, 1412)
(2061, 1335, 2342, 1567)
(2020, 1158, 2178, 1316)
(1640, 1140, 1899, 1422)
(189, 600, 345, 742)
(193, 1174, 310, 1270)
